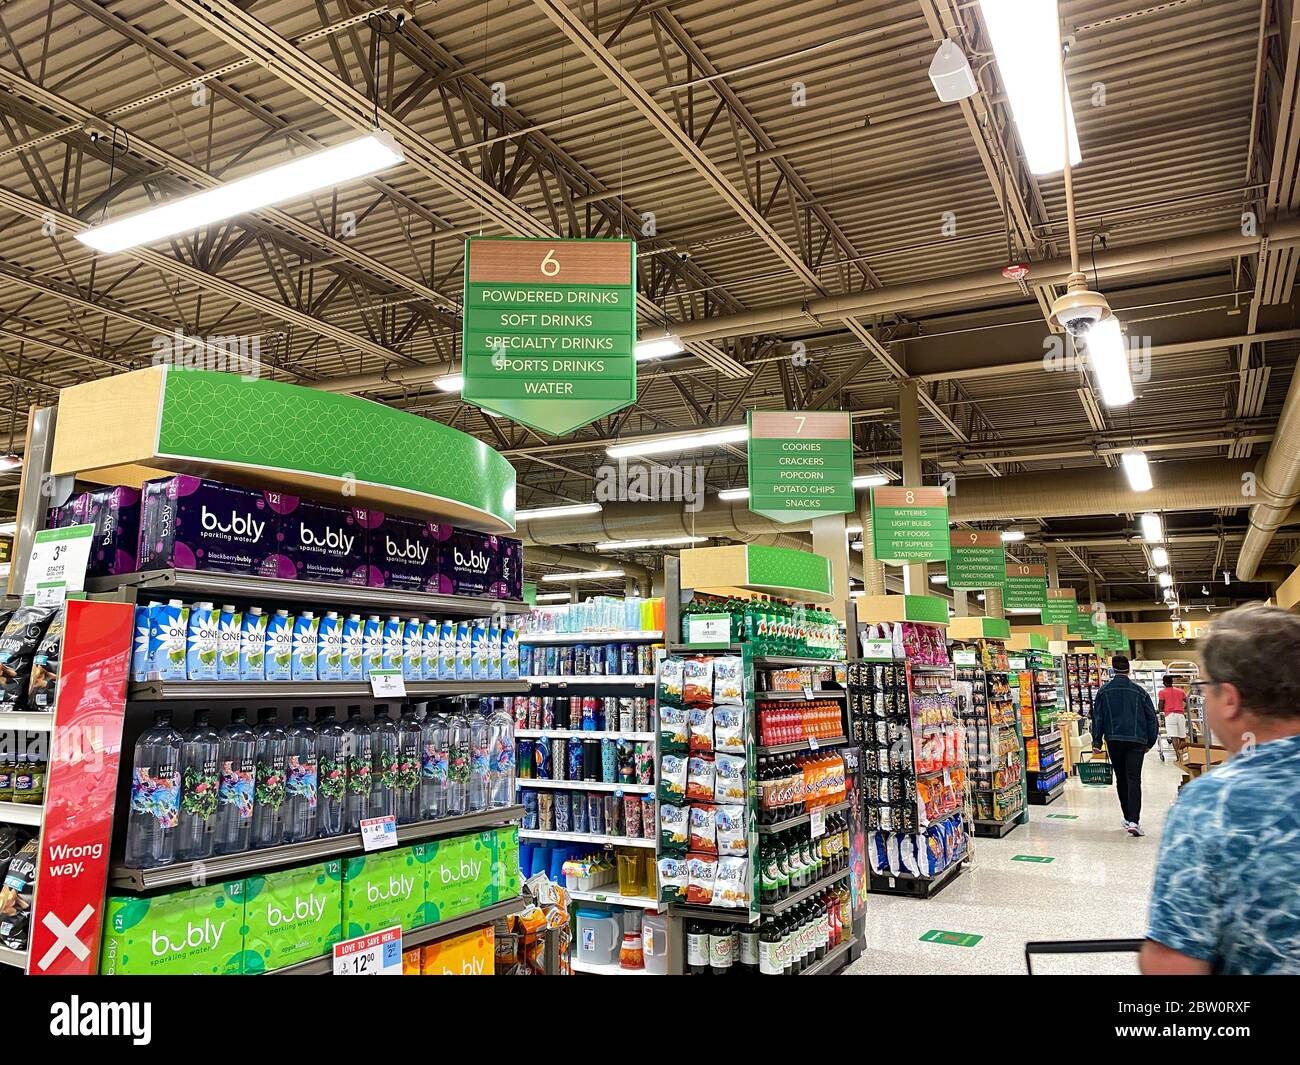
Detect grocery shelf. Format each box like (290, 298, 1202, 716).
(516, 779, 654, 794)
(520, 829, 655, 848)
(754, 688, 845, 700)
(516, 729, 655, 741)
(525, 675, 655, 686)
(572, 957, 654, 975)
(87, 568, 525, 617)
(522, 630, 663, 644)
(668, 902, 758, 925)
(0, 801, 43, 826)
(0, 711, 55, 732)
(757, 735, 847, 755)
(759, 867, 850, 916)
(272, 896, 523, 975)
(128, 678, 529, 701)
(566, 889, 659, 909)
(802, 935, 858, 975)
(754, 655, 845, 669)
(757, 798, 851, 835)
(0, 945, 27, 970)
(108, 804, 524, 891)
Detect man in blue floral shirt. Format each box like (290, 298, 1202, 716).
(1142, 604, 1300, 975)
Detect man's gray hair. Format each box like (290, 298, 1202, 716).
(1202, 603, 1300, 720)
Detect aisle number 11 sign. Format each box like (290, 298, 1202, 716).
(462, 237, 637, 435)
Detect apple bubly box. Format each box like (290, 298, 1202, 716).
(270, 495, 366, 585)
(435, 529, 520, 600)
(88, 485, 142, 577)
(358, 510, 440, 592)
(139, 476, 289, 577)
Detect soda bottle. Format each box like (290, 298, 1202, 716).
(175, 708, 220, 862)
(370, 704, 399, 820)
(250, 708, 288, 849)
(760, 836, 780, 905)
(737, 923, 759, 975)
(124, 709, 183, 868)
(283, 706, 319, 843)
(774, 833, 791, 899)
(213, 707, 256, 855)
(758, 918, 782, 976)
(341, 704, 372, 832)
(686, 921, 710, 975)
(708, 924, 736, 976)
(314, 706, 346, 837)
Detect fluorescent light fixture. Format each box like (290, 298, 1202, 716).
(977, 594, 986, 602)
(851, 590, 866, 598)
(718, 487, 750, 501)
(1121, 449, 1153, 492)
(852, 474, 891, 488)
(606, 426, 747, 459)
(1158, 571, 1174, 588)
(77, 131, 405, 253)
(1140, 512, 1163, 542)
(541, 569, 625, 582)
(1008, 607, 1040, 615)
(929, 574, 948, 585)
(1085, 317, 1135, 407)
(634, 335, 685, 361)
(0, 454, 21, 472)
(534, 593, 572, 602)
(1001, 530, 1026, 542)
(1151, 546, 1169, 568)
(979, 0, 1080, 175)
(434, 374, 464, 392)
(595, 535, 708, 551)
(0, 520, 14, 535)
(516, 503, 602, 521)
(845, 523, 863, 535)
(850, 540, 864, 552)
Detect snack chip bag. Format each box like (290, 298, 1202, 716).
(658, 857, 689, 903)
(659, 705, 690, 752)
(659, 754, 688, 802)
(683, 656, 714, 707)
(688, 804, 718, 853)
(712, 655, 743, 705)
(713, 753, 747, 804)
(688, 706, 715, 753)
(713, 705, 745, 752)
(685, 855, 718, 906)
(715, 804, 747, 856)
(659, 803, 689, 853)
(713, 857, 748, 909)
(686, 754, 716, 802)
(659, 657, 685, 707)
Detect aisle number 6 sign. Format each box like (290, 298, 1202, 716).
(541, 248, 560, 276)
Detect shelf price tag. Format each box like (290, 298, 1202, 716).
(332, 925, 403, 975)
(687, 613, 731, 646)
(808, 735, 819, 751)
(1008, 656, 1027, 671)
(360, 814, 398, 852)
(24, 524, 93, 605)
(860, 639, 894, 661)
(802, 685, 815, 700)
(369, 669, 407, 698)
(953, 650, 977, 666)
(810, 808, 826, 839)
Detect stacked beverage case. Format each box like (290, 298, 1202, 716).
(124, 699, 516, 869)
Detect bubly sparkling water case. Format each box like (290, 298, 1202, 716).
(357, 510, 440, 592)
(269, 494, 366, 585)
(138, 476, 286, 576)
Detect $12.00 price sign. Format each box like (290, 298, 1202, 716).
(462, 237, 636, 435)
(333, 925, 403, 975)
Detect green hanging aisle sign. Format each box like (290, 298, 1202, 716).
(1003, 563, 1047, 612)
(462, 237, 637, 435)
(947, 530, 1005, 590)
(1043, 587, 1078, 626)
(870, 486, 950, 565)
(746, 410, 855, 522)
(1073, 606, 1098, 639)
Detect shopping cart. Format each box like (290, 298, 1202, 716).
(1153, 713, 1174, 763)
(1025, 938, 1144, 974)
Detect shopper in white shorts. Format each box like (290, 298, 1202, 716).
(1158, 675, 1188, 760)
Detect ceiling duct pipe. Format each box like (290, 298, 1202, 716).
(1236, 357, 1300, 581)
(517, 460, 1257, 546)
(523, 545, 652, 585)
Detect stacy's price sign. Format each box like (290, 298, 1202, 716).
(462, 237, 636, 435)
(746, 410, 854, 522)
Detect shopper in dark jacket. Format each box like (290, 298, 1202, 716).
(1091, 655, 1159, 836)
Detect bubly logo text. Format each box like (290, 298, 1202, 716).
(200, 506, 265, 541)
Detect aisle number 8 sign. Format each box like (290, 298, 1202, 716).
(462, 237, 637, 435)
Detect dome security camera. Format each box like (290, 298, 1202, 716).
(1049, 271, 1113, 337)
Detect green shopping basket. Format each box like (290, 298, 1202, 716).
(1077, 758, 1113, 786)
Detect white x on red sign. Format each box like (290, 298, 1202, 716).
(36, 904, 95, 971)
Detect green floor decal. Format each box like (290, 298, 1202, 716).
(920, 929, 983, 947)
(1046, 814, 1079, 820)
(1012, 855, 1055, 863)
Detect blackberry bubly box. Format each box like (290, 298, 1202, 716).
(139, 475, 290, 577)
(270, 495, 366, 585)
(435, 529, 520, 600)
(358, 510, 440, 592)
(88, 485, 142, 577)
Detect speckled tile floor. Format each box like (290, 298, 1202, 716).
(844, 754, 1184, 975)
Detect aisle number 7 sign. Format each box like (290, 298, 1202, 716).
(462, 237, 637, 435)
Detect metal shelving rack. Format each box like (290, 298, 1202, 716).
(952, 641, 1025, 838)
(1018, 648, 1067, 805)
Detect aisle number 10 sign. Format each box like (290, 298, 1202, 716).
(462, 237, 637, 435)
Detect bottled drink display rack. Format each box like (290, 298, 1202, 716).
(1017, 649, 1067, 806)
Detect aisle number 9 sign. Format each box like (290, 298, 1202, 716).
(462, 237, 637, 435)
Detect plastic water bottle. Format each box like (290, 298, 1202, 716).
(250, 708, 287, 849)
(284, 706, 319, 843)
(314, 706, 346, 837)
(370, 704, 399, 820)
(214, 707, 256, 855)
(175, 708, 220, 861)
(468, 707, 490, 812)
(341, 705, 372, 832)
(446, 706, 470, 816)
(124, 709, 183, 868)
(419, 708, 449, 821)
(395, 702, 423, 825)
(486, 701, 516, 809)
